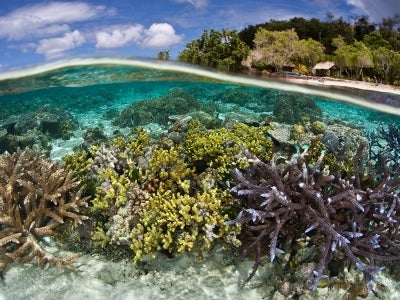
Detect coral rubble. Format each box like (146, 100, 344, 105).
(0, 149, 89, 271)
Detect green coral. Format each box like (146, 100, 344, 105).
(308, 139, 355, 177)
(112, 88, 201, 127)
(184, 121, 274, 176)
(130, 187, 240, 262)
(273, 94, 322, 124)
(112, 127, 150, 156)
(63, 148, 94, 193)
(92, 168, 135, 209)
(310, 120, 325, 135)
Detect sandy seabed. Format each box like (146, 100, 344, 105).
(0, 244, 399, 300)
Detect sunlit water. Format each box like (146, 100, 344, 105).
(0, 58, 399, 300)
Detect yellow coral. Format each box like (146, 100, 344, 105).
(184, 121, 273, 176)
(130, 187, 241, 262)
(146, 146, 195, 193)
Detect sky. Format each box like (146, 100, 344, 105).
(0, 0, 399, 70)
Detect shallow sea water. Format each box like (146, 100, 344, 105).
(0, 58, 399, 299)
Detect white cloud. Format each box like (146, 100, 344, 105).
(345, 0, 400, 21)
(95, 23, 183, 49)
(173, 0, 208, 8)
(142, 23, 183, 48)
(36, 30, 85, 59)
(0, 1, 115, 40)
(95, 25, 144, 48)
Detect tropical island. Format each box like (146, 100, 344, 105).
(173, 12, 400, 91)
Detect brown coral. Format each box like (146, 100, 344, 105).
(0, 148, 89, 271)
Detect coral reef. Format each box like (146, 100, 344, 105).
(272, 94, 322, 124)
(63, 124, 246, 260)
(368, 122, 400, 177)
(210, 86, 277, 112)
(0, 148, 89, 271)
(112, 88, 202, 127)
(184, 120, 274, 176)
(226, 145, 400, 293)
(130, 187, 240, 261)
(0, 108, 78, 154)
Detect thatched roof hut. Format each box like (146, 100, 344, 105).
(312, 61, 339, 76)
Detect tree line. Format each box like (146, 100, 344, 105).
(175, 13, 400, 85)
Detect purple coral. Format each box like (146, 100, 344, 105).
(227, 147, 400, 292)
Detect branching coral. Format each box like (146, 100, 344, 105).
(368, 122, 400, 177)
(130, 187, 240, 262)
(184, 121, 274, 176)
(226, 146, 400, 292)
(0, 148, 89, 271)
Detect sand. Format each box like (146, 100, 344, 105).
(1, 244, 398, 300)
(280, 76, 400, 95)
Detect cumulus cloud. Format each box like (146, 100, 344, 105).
(142, 23, 183, 48)
(173, 0, 208, 8)
(0, 1, 115, 40)
(95, 25, 144, 48)
(95, 23, 183, 49)
(36, 30, 85, 59)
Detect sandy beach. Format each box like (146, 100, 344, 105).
(280, 75, 400, 95)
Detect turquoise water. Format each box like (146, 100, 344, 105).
(0, 58, 400, 299)
(0, 59, 399, 156)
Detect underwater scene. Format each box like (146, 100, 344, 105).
(0, 58, 400, 300)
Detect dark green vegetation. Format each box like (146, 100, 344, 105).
(178, 13, 400, 85)
(178, 29, 250, 72)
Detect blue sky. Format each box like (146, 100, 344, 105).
(0, 0, 399, 70)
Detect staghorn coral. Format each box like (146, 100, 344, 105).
(226, 145, 400, 293)
(0, 148, 89, 271)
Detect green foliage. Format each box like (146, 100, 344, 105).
(250, 28, 300, 72)
(178, 28, 249, 72)
(157, 50, 170, 60)
(331, 35, 347, 50)
(295, 38, 325, 69)
(372, 47, 400, 85)
(362, 31, 392, 50)
(238, 14, 399, 83)
(239, 16, 353, 55)
(334, 41, 374, 80)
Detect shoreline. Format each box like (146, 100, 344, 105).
(276, 75, 400, 95)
